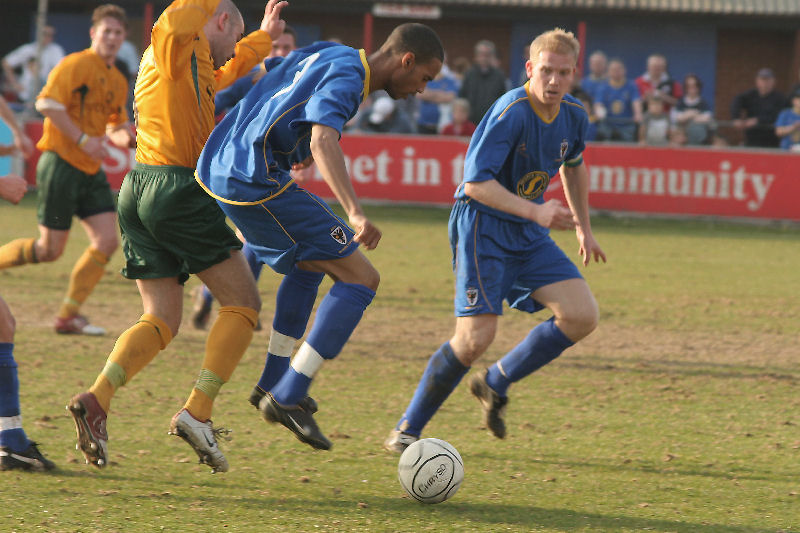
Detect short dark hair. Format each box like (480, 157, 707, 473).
(283, 24, 297, 41)
(382, 23, 444, 65)
(92, 4, 128, 30)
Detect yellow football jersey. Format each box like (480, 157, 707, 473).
(133, 0, 271, 168)
(36, 49, 129, 174)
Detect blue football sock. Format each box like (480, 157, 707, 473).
(242, 242, 263, 282)
(396, 342, 468, 436)
(486, 317, 573, 397)
(0, 343, 28, 452)
(256, 267, 323, 393)
(271, 281, 375, 406)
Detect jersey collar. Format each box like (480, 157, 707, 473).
(525, 80, 560, 124)
(359, 49, 371, 103)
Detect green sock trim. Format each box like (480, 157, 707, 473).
(194, 368, 225, 400)
(101, 361, 127, 389)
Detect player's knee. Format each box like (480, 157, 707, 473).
(0, 312, 16, 340)
(453, 324, 495, 362)
(97, 234, 119, 256)
(561, 304, 598, 340)
(360, 265, 380, 292)
(36, 244, 63, 262)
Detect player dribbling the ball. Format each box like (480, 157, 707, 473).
(386, 28, 606, 452)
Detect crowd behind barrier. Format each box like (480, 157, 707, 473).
(2, 26, 800, 225)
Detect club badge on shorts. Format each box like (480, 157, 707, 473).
(466, 287, 478, 306)
(330, 226, 347, 245)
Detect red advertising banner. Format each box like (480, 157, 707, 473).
(21, 123, 800, 221)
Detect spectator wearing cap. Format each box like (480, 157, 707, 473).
(775, 89, 800, 151)
(359, 94, 415, 134)
(730, 68, 788, 148)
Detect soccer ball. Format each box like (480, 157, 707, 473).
(397, 438, 464, 504)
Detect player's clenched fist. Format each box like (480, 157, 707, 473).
(533, 199, 576, 230)
(349, 213, 382, 250)
(0, 174, 28, 204)
(260, 0, 288, 41)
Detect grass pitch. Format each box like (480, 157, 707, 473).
(1, 195, 798, 532)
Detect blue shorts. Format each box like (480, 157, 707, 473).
(449, 199, 582, 316)
(218, 182, 358, 275)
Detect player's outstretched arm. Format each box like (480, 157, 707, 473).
(35, 101, 108, 161)
(560, 162, 606, 266)
(309, 123, 381, 250)
(0, 174, 28, 204)
(462, 179, 575, 230)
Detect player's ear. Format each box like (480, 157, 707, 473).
(217, 11, 229, 31)
(525, 59, 533, 79)
(401, 52, 416, 70)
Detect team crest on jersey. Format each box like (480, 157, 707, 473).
(330, 226, 347, 245)
(517, 171, 551, 200)
(560, 139, 569, 160)
(466, 287, 478, 306)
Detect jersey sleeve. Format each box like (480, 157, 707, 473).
(463, 101, 524, 184)
(298, 64, 364, 134)
(36, 54, 79, 105)
(214, 30, 272, 90)
(564, 107, 588, 167)
(150, 0, 218, 81)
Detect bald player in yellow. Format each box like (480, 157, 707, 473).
(68, 0, 288, 473)
(0, 5, 134, 336)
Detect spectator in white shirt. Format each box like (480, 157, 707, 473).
(2, 26, 65, 103)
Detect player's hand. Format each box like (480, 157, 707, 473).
(81, 136, 109, 161)
(260, 0, 288, 41)
(533, 199, 576, 230)
(349, 213, 381, 250)
(0, 174, 28, 204)
(13, 132, 34, 158)
(577, 228, 607, 266)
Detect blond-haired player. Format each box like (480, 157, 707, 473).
(386, 28, 606, 452)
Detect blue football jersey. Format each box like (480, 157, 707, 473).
(455, 82, 588, 230)
(596, 79, 640, 124)
(197, 42, 370, 203)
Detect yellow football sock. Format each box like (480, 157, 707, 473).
(0, 238, 37, 269)
(184, 306, 258, 421)
(58, 247, 109, 319)
(89, 314, 172, 413)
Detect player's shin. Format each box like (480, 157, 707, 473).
(396, 342, 468, 436)
(0, 344, 28, 451)
(270, 281, 374, 406)
(185, 306, 258, 421)
(89, 314, 172, 413)
(256, 267, 323, 394)
(486, 317, 573, 397)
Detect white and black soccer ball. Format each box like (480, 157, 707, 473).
(397, 438, 464, 504)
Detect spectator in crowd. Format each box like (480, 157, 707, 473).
(116, 40, 140, 79)
(635, 53, 681, 111)
(673, 73, 713, 145)
(416, 67, 459, 134)
(580, 50, 607, 103)
(2, 26, 64, 104)
(459, 40, 507, 125)
(639, 94, 671, 146)
(669, 126, 688, 147)
(440, 98, 476, 137)
(775, 88, 800, 151)
(359, 94, 415, 134)
(5, 58, 39, 109)
(730, 68, 787, 148)
(595, 57, 642, 142)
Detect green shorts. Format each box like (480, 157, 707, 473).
(118, 163, 242, 284)
(36, 151, 116, 230)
